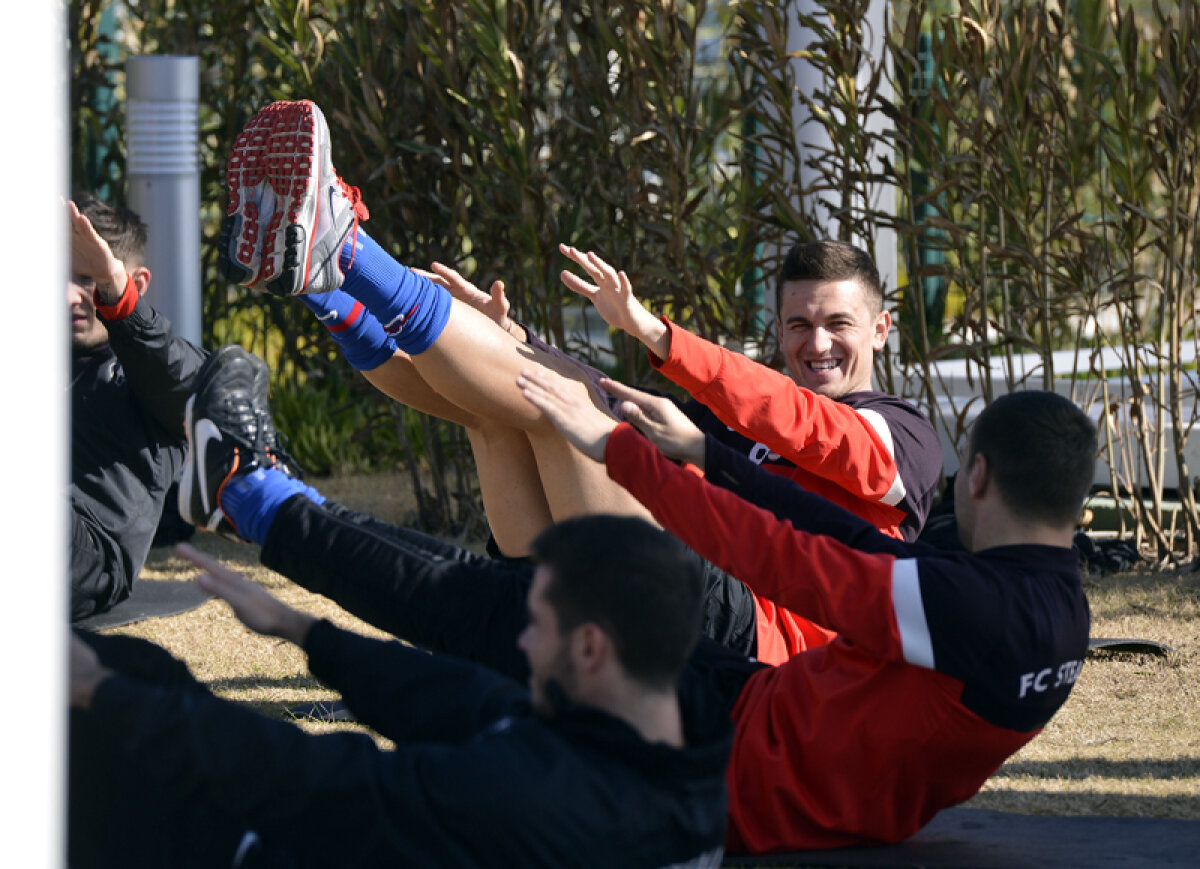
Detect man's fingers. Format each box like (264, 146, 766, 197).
(517, 367, 557, 400)
(430, 262, 486, 297)
(576, 251, 610, 285)
(598, 377, 661, 413)
(598, 377, 642, 400)
(619, 400, 651, 429)
(586, 251, 620, 285)
(559, 242, 587, 268)
(411, 266, 450, 289)
(176, 542, 223, 574)
(560, 243, 608, 284)
(560, 270, 598, 299)
(518, 368, 570, 415)
(177, 543, 249, 599)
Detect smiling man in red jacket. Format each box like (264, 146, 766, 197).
(559, 242, 944, 663)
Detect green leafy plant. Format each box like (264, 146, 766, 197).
(70, 0, 1200, 558)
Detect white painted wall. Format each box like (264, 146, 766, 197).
(0, 3, 67, 863)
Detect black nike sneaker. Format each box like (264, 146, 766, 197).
(178, 345, 300, 538)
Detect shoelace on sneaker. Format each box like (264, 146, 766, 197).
(336, 175, 369, 273)
(338, 177, 370, 222)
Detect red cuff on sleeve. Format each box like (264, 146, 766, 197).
(94, 273, 139, 323)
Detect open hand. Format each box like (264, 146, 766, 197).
(68, 200, 127, 303)
(599, 379, 708, 469)
(176, 543, 316, 645)
(413, 262, 523, 340)
(558, 245, 668, 356)
(517, 367, 618, 462)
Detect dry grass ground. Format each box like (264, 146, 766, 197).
(105, 472, 1200, 819)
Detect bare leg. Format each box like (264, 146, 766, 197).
(465, 425, 552, 557)
(363, 351, 483, 430)
(363, 355, 554, 557)
(402, 299, 657, 527)
(358, 302, 656, 528)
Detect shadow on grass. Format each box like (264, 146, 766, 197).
(969, 787, 1200, 819)
(994, 758, 1200, 779)
(206, 674, 322, 692)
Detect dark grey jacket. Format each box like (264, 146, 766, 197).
(70, 293, 206, 619)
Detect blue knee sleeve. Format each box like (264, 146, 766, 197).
(300, 291, 397, 371)
(339, 229, 452, 355)
(222, 467, 326, 547)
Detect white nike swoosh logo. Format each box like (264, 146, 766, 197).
(316, 310, 339, 323)
(194, 418, 224, 516)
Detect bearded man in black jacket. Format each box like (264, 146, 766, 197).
(69, 511, 730, 868)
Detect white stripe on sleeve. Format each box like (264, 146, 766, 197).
(892, 558, 935, 669)
(856, 408, 907, 506)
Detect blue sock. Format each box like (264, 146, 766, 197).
(300, 291, 397, 371)
(339, 229, 452, 355)
(222, 467, 326, 547)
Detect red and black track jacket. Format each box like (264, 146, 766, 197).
(606, 423, 1089, 852)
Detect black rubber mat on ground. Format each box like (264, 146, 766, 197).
(74, 579, 212, 631)
(1088, 636, 1173, 655)
(721, 807, 1200, 868)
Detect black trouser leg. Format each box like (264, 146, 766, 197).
(260, 496, 534, 681)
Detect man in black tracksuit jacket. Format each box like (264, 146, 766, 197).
(69, 515, 731, 868)
(69, 194, 207, 620)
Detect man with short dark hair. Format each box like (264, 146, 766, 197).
(68, 194, 208, 619)
(519, 372, 1095, 852)
(70, 408, 730, 868)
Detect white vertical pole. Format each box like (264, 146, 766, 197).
(0, 2, 67, 864)
(863, 0, 897, 301)
(787, 0, 897, 291)
(126, 55, 202, 345)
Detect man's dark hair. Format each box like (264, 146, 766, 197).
(74, 192, 148, 269)
(775, 240, 883, 315)
(968, 391, 1097, 526)
(530, 515, 704, 690)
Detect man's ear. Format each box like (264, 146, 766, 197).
(129, 265, 152, 297)
(573, 623, 610, 675)
(967, 452, 990, 499)
(871, 308, 892, 351)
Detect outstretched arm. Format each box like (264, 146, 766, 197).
(176, 543, 317, 645)
(519, 367, 898, 552)
(558, 245, 671, 359)
(175, 543, 528, 744)
(518, 368, 912, 645)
